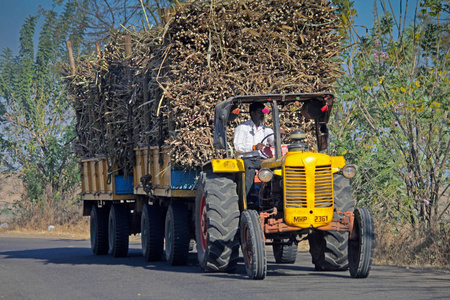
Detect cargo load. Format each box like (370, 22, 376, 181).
(65, 0, 342, 175)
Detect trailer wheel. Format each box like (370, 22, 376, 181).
(240, 210, 267, 280)
(273, 239, 298, 264)
(90, 205, 109, 255)
(349, 207, 374, 278)
(108, 204, 129, 257)
(141, 203, 164, 261)
(195, 171, 240, 272)
(308, 174, 355, 271)
(165, 203, 190, 266)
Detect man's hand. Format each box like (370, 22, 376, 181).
(254, 143, 266, 150)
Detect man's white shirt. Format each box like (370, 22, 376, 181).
(234, 120, 274, 158)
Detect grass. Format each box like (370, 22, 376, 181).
(0, 215, 90, 239)
(373, 217, 450, 269)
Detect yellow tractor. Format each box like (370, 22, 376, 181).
(195, 93, 374, 279)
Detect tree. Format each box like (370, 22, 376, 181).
(0, 0, 180, 228)
(332, 0, 449, 264)
(335, 1, 450, 230)
(336, 1, 450, 225)
(0, 7, 82, 226)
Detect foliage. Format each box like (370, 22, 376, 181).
(0, 7, 82, 226)
(332, 0, 449, 238)
(0, 0, 181, 229)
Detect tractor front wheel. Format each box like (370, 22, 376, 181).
(240, 210, 267, 280)
(349, 207, 374, 278)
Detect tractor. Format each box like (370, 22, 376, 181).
(194, 93, 374, 279)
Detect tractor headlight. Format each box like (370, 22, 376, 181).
(342, 164, 357, 179)
(258, 168, 273, 182)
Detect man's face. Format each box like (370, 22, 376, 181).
(250, 107, 264, 125)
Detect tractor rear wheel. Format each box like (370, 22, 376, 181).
(308, 230, 349, 271)
(308, 174, 355, 271)
(240, 209, 267, 280)
(90, 205, 109, 255)
(165, 203, 190, 266)
(349, 207, 374, 278)
(141, 203, 164, 262)
(273, 239, 297, 264)
(108, 204, 129, 257)
(195, 171, 240, 272)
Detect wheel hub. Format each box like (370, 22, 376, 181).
(166, 218, 172, 255)
(90, 218, 96, 246)
(200, 195, 207, 251)
(108, 215, 114, 253)
(242, 224, 252, 266)
(142, 215, 147, 250)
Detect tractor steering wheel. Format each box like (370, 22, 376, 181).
(259, 131, 288, 158)
(259, 133, 274, 158)
(260, 133, 274, 145)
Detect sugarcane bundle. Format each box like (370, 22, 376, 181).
(65, 0, 342, 172)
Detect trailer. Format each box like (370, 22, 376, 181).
(82, 146, 198, 265)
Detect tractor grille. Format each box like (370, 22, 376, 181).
(284, 165, 333, 208)
(285, 166, 307, 208)
(314, 165, 333, 207)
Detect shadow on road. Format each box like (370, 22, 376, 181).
(0, 239, 351, 279)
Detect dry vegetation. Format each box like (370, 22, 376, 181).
(0, 173, 23, 223)
(374, 219, 450, 268)
(0, 173, 85, 235)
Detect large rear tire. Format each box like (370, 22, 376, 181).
(273, 239, 298, 264)
(165, 203, 190, 266)
(308, 230, 349, 271)
(349, 207, 374, 278)
(240, 210, 267, 280)
(309, 174, 355, 271)
(108, 204, 129, 258)
(195, 171, 240, 272)
(90, 205, 109, 255)
(141, 203, 164, 262)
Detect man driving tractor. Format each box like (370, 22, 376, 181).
(200, 93, 374, 280)
(233, 102, 274, 196)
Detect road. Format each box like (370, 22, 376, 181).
(0, 234, 449, 300)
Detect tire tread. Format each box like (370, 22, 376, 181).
(109, 205, 129, 258)
(141, 203, 164, 262)
(90, 206, 109, 255)
(195, 172, 240, 272)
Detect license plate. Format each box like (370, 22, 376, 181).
(314, 215, 328, 222)
(293, 216, 307, 222)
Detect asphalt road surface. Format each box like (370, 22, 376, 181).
(1, 234, 449, 300)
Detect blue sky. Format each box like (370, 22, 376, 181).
(0, 0, 416, 55)
(0, 0, 57, 54)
